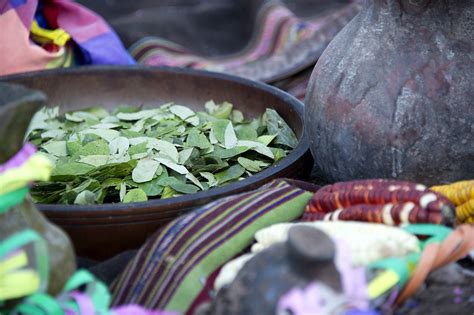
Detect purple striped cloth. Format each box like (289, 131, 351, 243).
(111, 179, 317, 314)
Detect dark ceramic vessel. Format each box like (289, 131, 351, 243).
(306, 0, 473, 186)
(1, 66, 312, 260)
(0, 83, 76, 294)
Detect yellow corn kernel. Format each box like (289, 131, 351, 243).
(456, 199, 474, 222)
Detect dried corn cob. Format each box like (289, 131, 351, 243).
(304, 180, 456, 226)
(303, 203, 445, 225)
(431, 180, 474, 195)
(306, 189, 453, 214)
(323, 179, 427, 193)
(456, 199, 474, 223)
(431, 184, 474, 206)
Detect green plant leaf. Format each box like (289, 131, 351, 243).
(237, 157, 269, 172)
(205, 100, 233, 119)
(132, 158, 160, 183)
(264, 108, 298, 149)
(74, 190, 96, 205)
(123, 188, 148, 203)
(42, 141, 68, 157)
(78, 139, 109, 156)
(170, 104, 199, 126)
(51, 162, 95, 177)
(215, 165, 245, 184)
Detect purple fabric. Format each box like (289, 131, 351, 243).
(0, 143, 36, 174)
(69, 292, 96, 315)
(64, 292, 178, 315)
(277, 283, 324, 315)
(112, 305, 179, 315)
(78, 31, 135, 65)
(334, 238, 370, 310)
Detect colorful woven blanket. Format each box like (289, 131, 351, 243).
(0, 0, 134, 76)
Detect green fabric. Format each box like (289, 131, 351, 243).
(403, 224, 452, 247)
(63, 270, 111, 314)
(368, 253, 419, 287)
(14, 293, 64, 315)
(0, 187, 28, 214)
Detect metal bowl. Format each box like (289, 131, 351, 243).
(1, 66, 313, 260)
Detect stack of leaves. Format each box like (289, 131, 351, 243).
(26, 101, 298, 204)
(303, 179, 456, 226)
(431, 180, 474, 224)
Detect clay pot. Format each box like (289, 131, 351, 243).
(0, 83, 76, 295)
(197, 226, 341, 315)
(305, 0, 473, 186)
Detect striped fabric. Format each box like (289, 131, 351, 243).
(0, 0, 133, 76)
(111, 179, 316, 314)
(130, 1, 362, 100)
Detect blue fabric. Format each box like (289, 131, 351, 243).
(79, 31, 135, 65)
(9, 0, 27, 8)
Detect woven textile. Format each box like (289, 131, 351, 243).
(111, 179, 316, 314)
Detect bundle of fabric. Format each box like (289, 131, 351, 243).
(77, 0, 362, 100)
(0, 0, 134, 76)
(111, 180, 317, 314)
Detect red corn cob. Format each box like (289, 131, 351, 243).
(306, 188, 454, 214)
(322, 179, 427, 193)
(303, 203, 445, 225)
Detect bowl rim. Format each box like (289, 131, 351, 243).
(1, 65, 309, 215)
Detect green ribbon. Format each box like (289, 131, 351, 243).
(62, 270, 111, 314)
(13, 293, 64, 315)
(368, 253, 419, 287)
(0, 187, 28, 214)
(403, 224, 452, 248)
